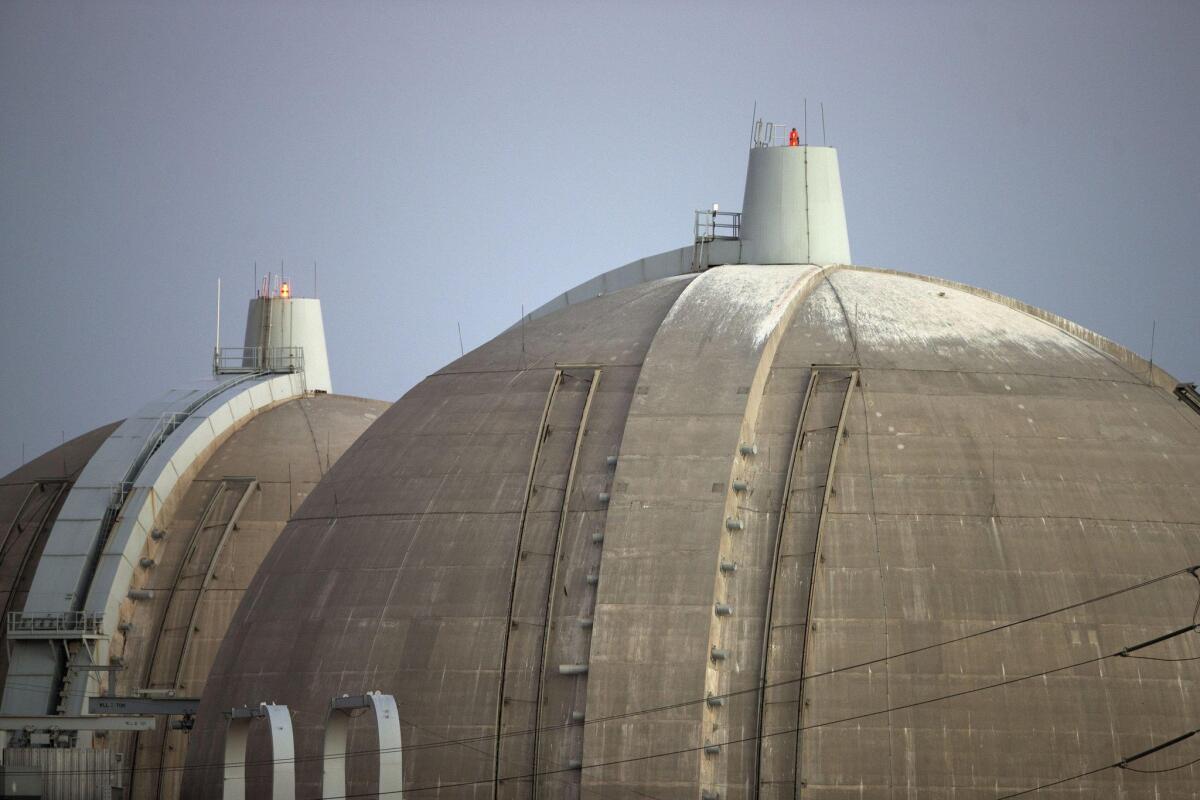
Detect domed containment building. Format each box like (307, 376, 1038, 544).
(0, 282, 388, 798)
(170, 124, 1199, 799)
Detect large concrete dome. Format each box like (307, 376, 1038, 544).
(186, 263, 1200, 798)
(0, 422, 120, 682)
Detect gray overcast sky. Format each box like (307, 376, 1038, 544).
(2, 0, 1198, 474)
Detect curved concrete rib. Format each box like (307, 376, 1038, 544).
(581, 264, 831, 800)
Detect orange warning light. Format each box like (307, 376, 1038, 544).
(280, 282, 291, 299)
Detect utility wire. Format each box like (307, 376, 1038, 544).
(391, 710, 665, 800)
(994, 764, 1113, 798)
(1124, 653, 1200, 663)
(9, 567, 1198, 784)
(1121, 754, 1200, 774)
(996, 728, 1200, 797)
(1191, 567, 1200, 624)
(108, 566, 1200, 779)
(207, 562, 1200, 766)
(34, 619, 1200, 782)
(310, 633, 1200, 799)
(19, 566, 1198, 780)
(214, 563, 1200, 769)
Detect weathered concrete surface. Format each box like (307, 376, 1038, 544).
(108, 393, 388, 800)
(582, 265, 823, 800)
(787, 271, 1200, 798)
(185, 276, 693, 799)
(187, 265, 1200, 799)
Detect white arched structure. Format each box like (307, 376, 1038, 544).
(322, 692, 404, 799)
(223, 703, 295, 800)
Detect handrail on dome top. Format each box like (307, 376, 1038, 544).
(212, 345, 304, 376)
(751, 118, 800, 148)
(694, 209, 741, 242)
(7, 610, 106, 639)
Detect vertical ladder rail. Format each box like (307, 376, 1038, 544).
(126, 479, 227, 799)
(0, 481, 70, 601)
(168, 479, 256, 685)
(0, 483, 41, 559)
(530, 368, 600, 800)
(155, 478, 256, 800)
(493, 369, 563, 798)
(753, 369, 821, 796)
(139, 482, 229, 689)
(123, 478, 253, 800)
(793, 371, 859, 799)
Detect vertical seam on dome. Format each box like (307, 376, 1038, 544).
(493, 369, 563, 798)
(856, 380, 895, 799)
(803, 146, 811, 265)
(531, 367, 601, 799)
(793, 370, 858, 798)
(753, 367, 819, 797)
(295, 398, 326, 478)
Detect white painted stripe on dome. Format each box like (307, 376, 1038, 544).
(810, 269, 1098, 359)
(659, 264, 821, 349)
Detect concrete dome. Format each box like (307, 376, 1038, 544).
(0, 393, 387, 798)
(0, 422, 120, 682)
(186, 264, 1200, 798)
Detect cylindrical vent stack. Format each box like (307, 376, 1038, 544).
(242, 297, 333, 392)
(738, 145, 851, 266)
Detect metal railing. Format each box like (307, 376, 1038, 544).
(752, 119, 798, 148)
(8, 611, 106, 639)
(694, 210, 741, 241)
(212, 346, 304, 376)
(1176, 383, 1200, 415)
(105, 411, 188, 511)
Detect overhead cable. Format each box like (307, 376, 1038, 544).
(49, 619, 1199, 782)
(312, 628, 1199, 799)
(996, 728, 1199, 798)
(213, 563, 1200, 766)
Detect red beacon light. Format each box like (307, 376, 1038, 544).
(279, 282, 291, 299)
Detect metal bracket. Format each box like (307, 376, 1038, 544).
(1175, 382, 1200, 415)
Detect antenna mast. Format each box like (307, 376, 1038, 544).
(215, 278, 222, 354)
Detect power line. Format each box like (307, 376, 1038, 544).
(9, 567, 1199, 783)
(994, 764, 1113, 798)
(391, 710, 665, 800)
(215, 562, 1200, 764)
(1121, 754, 1200, 774)
(1124, 653, 1200, 663)
(996, 728, 1200, 797)
(117, 564, 1200, 779)
(30, 619, 1200, 784)
(311, 631, 1199, 800)
(20, 565, 1200, 782)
